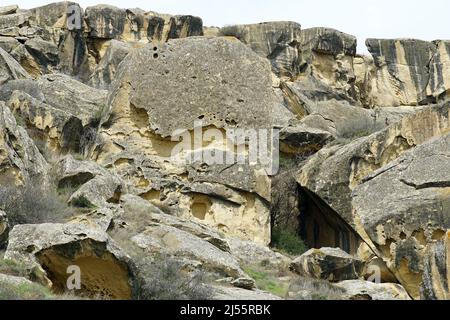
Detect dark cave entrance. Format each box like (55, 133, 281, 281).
(298, 186, 362, 255)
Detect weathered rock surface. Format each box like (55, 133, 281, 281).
(220, 22, 302, 78)
(4, 74, 107, 154)
(0, 209, 9, 248)
(0, 5, 18, 16)
(56, 155, 125, 208)
(0, 47, 30, 85)
(0, 101, 49, 185)
(4, 222, 136, 299)
(297, 103, 450, 231)
(336, 280, 411, 300)
(357, 39, 450, 107)
(89, 40, 134, 89)
(352, 133, 450, 299)
(112, 195, 254, 286)
(96, 37, 275, 244)
(291, 247, 364, 282)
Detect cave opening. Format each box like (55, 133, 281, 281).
(297, 186, 362, 255)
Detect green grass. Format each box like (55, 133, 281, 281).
(70, 195, 96, 209)
(0, 281, 55, 300)
(0, 258, 29, 278)
(271, 228, 308, 256)
(243, 266, 288, 297)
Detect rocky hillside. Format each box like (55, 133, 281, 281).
(0, 2, 448, 300)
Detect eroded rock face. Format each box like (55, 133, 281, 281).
(352, 133, 450, 299)
(0, 101, 49, 185)
(112, 195, 253, 285)
(56, 155, 125, 208)
(336, 280, 411, 300)
(4, 74, 107, 155)
(0, 209, 9, 248)
(0, 47, 30, 85)
(95, 37, 275, 244)
(291, 247, 364, 282)
(296, 103, 450, 231)
(220, 22, 302, 78)
(358, 39, 450, 107)
(4, 222, 136, 299)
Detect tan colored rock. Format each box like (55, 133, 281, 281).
(336, 280, 411, 300)
(0, 101, 49, 186)
(95, 37, 275, 244)
(352, 133, 450, 299)
(4, 222, 136, 299)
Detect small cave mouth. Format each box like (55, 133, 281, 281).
(35, 240, 133, 300)
(298, 186, 362, 255)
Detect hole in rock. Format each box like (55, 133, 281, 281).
(298, 187, 362, 254)
(190, 194, 212, 221)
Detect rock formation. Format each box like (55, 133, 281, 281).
(0, 2, 449, 301)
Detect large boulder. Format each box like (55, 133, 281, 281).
(336, 280, 411, 300)
(290, 247, 364, 282)
(4, 222, 137, 299)
(296, 103, 450, 234)
(0, 47, 30, 85)
(96, 37, 276, 244)
(352, 133, 450, 299)
(89, 40, 134, 89)
(4, 74, 107, 155)
(112, 195, 253, 286)
(0, 5, 18, 16)
(220, 22, 302, 78)
(0, 101, 49, 185)
(56, 155, 125, 208)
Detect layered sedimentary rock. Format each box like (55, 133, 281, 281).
(352, 133, 450, 299)
(0, 101, 49, 185)
(220, 21, 302, 78)
(357, 39, 450, 108)
(96, 37, 276, 245)
(3, 74, 107, 155)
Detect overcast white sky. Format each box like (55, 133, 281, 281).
(6, 0, 450, 53)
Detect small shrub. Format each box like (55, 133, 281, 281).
(0, 179, 71, 227)
(271, 227, 308, 256)
(134, 255, 213, 300)
(70, 195, 95, 209)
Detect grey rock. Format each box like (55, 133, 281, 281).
(336, 280, 411, 300)
(0, 209, 9, 248)
(89, 40, 133, 89)
(0, 11, 30, 30)
(106, 37, 275, 137)
(220, 21, 302, 78)
(85, 5, 126, 39)
(0, 5, 18, 16)
(352, 132, 450, 299)
(212, 285, 281, 300)
(0, 47, 30, 85)
(291, 247, 364, 282)
(0, 101, 49, 185)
